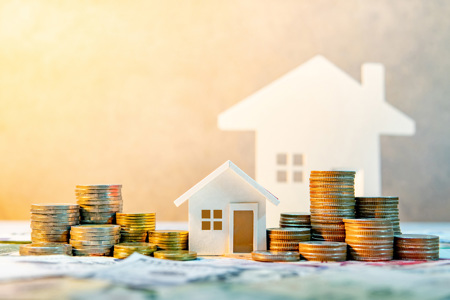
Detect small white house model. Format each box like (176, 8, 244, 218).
(174, 160, 279, 255)
(218, 55, 415, 227)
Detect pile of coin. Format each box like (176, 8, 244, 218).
(299, 241, 347, 262)
(251, 250, 300, 262)
(70, 225, 120, 256)
(344, 218, 394, 261)
(75, 184, 123, 224)
(394, 234, 439, 260)
(20, 243, 72, 256)
(279, 212, 311, 229)
(310, 171, 356, 242)
(30, 204, 80, 243)
(113, 242, 158, 259)
(356, 197, 401, 235)
(154, 250, 197, 261)
(267, 228, 311, 251)
(116, 213, 156, 242)
(148, 231, 188, 250)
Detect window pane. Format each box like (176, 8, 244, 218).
(293, 154, 303, 166)
(202, 221, 211, 230)
(277, 170, 287, 182)
(213, 210, 222, 219)
(213, 221, 222, 230)
(277, 153, 287, 165)
(293, 171, 303, 182)
(202, 210, 210, 219)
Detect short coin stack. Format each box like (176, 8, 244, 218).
(356, 197, 401, 235)
(299, 241, 347, 262)
(344, 218, 394, 261)
(310, 171, 356, 242)
(75, 184, 123, 224)
(148, 231, 189, 250)
(113, 242, 158, 259)
(20, 243, 72, 256)
(267, 228, 311, 251)
(30, 204, 80, 243)
(154, 250, 197, 261)
(394, 234, 439, 260)
(116, 213, 156, 242)
(70, 225, 121, 256)
(251, 250, 300, 262)
(279, 212, 311, 229)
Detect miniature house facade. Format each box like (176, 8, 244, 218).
(218, 55, 416, 227)
(174, 160, 279, 255)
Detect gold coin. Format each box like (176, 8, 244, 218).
(154, 250, 197, 261)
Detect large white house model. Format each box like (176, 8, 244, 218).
(218, 55, 416, 227)
(174, 160, 279, 255)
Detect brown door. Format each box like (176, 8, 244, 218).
(233, 210, 254, 253)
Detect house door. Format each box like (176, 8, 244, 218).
(229, 203, 258, 253)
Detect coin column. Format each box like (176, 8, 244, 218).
(279, 213, 311, 229)
(114, 242, 158, 259)
(148, 231, 189, 250)
(394, 234, 439, 260)
(355, 197, 401, 235)
(299, 241, 347, 262)
(267, 228, 311, 251)
(70, 225, 121, 256)
(116, 213, 156, 242)
(309, 171, 356, 242)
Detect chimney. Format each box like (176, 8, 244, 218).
(362, 63, 385, 101)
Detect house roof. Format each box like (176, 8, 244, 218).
(174, 160, 280, 207)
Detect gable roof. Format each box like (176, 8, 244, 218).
(174, 160, 279, 207)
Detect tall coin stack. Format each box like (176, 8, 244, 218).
(279, 212, 311, 229)
(344, 218, 394, 261)
(267, 228, 311, 251)
(30, 204, 80, 243)
(148, 231, 189, 250)
(70, 225, 121, 256)
(310, 171, 356, 242)
(116, 213, 156, 242)
(75, 185, 123, 224)
(394, 234, 439, 260)
(355, 197, 401, 235)
(299, 241, 347, 262)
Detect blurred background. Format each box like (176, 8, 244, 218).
(0, 0, 449, 221)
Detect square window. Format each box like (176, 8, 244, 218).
(293, 171, 303, 182)
(213, 221, 222, 230)
(277, 170, 287, 182)
(277, 153, 287, 165)
(213, 210, 222, 219)
(293, 154, 303, 166)
(202, 210, 210, 219)
(202, 221, 211, 230)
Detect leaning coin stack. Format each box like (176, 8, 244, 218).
(251, 250, 300, 262)
(116, 213, 156, 242)
(148, 231, 189, 250)
(310, 171, 356, 242)
(344, 218, 394, 261)
(70, 225, 121, 256)
(113, 242, 158, 259)
(279, 212, 311, 229)
(267, 228, 311, 251)
(299, 241, 347, 262)
(30, 204, 80, 243)
(20, 243, 72, 256)
(154, 250, 197, 261)
(356, 197, 401, 235)
(394, 234, 439, 260)
(75, 184, 123, 224)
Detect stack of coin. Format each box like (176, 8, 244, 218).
(310, 171, 356, 242)
(267, 228, 311, 251)
(70, 225, 120, 256)
(344, 218, 394, 261)
(356, 197, 401, 235)
(299, 241, 347, 262)
(279, 212, 311, 229)
(116, 213, 156, 242)
(20, 243, 72, 256)
(148, 231, 188, 250)
(154, 250, 197, 261)
(75, 184, 123, 224)
(113, 242, 158, 259)
(251, 250, 300, 262)
(394, 234, 439, 260)
(30, 204, 80, 243)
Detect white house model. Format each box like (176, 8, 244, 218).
(218, 55, 416, 227)
(174, 160, 279, 255)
